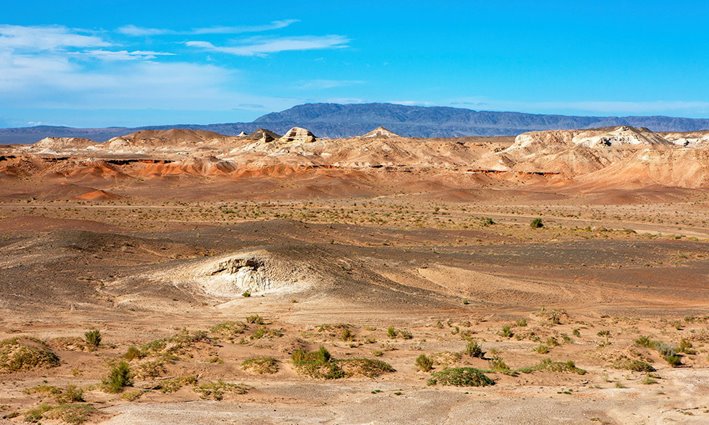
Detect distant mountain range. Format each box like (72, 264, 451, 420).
(2, 103, 709, 143)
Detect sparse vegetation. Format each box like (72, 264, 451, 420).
(156, 375, 198, 394)
(428, 367, 495, 387)
(246, 314, 265, 325)
(291, 346, 344, 379)
(387, 326, 413, 340)
(518, 359, 586, 375)
(24, 403, 97, 425)
(242, 356, 279, 374)
(103, 361, 132, 393)
(611, 357, 656, 372)
(634, 336, 683, 367)
(194, 380, 250, 401)
(0, 337, 60, 373)
(416, 354, 433, 372)
(464, 340, 485, 358)
(84, 329, 101, 350)
(530, 218, 544, 229)
(339, 358, 395, 378)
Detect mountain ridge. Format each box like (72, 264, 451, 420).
(2, 102, 709, 143)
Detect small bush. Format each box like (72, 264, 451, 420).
(428, 367, 494, 387)
(123, 346, 144, 361)
(464, 341, 485, 358)
(103, 361, 132, 393)
(530, 218, 544, 229)
(242, 290, 251, 298)
(25, 403, 96, 425)
(25, 385, 83, 404)
(339, 358, 395, 378)
(499, 325, 513, 338)
(519, 358, 586, 375)
(156, 375, 197, 394)
(534, 344, 550, 354)
(246, 314, 265, 325)
(242, 356, 279, 374)
(84, 330, 101, 350)
(121, 389, 144, 401)
(515, 319, 528, 327)
(488, 356, 511, 373)
(416, 354, 433, 372)
(481, 217, 496, 226)
(677, 338, 696, 354)
(634, 335, 653, 348)
(611, 357, 656, 372)
(0, 337, 60, 372)
(291, 347, 344, 379)
(386, 327, 412, 340)
(194, 380, 249, 401)
(340, 328, 353, 341)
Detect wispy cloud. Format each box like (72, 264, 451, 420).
(0, 24, 109, 50)
(80, 49, 175, 61)
(186, 35, 349, 57)
(117, 19, 299, 36)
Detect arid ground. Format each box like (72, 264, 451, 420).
(0, 128, 708, 424)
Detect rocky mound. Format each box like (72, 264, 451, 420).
(106, 129, 227, 149)
(278, 127, 316, 144)
(147, 250, 314, 298)
(30, 137, 98, 153)
(662, 131, 709, 148)
(362, 127, 400, 138)
(247, 129, 280, 143)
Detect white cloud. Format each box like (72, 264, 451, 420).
(118, 19, 299, 36)
(81, 49, 175, 61)
(116, 25, 171, 37)
(0, 25, 109, 50)
(186, 35, 349, 56)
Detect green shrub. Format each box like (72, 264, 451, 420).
(387, 326, 397, 338)
(499, 325, 513, 338)
(464, 341, 485, 358)
(416, 354, 433, 372)
(530, 218, 544, 229)
(291, 347, 344, 379)
(84, 330, 101, 350)
(103, 361, 132, 393)
(428, 367, 494, 387)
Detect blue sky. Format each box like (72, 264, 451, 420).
(1, 0, 708, 127)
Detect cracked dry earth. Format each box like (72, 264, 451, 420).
(0, 197, 708, 425)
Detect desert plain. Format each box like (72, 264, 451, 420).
(0, 126, 707, 424)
